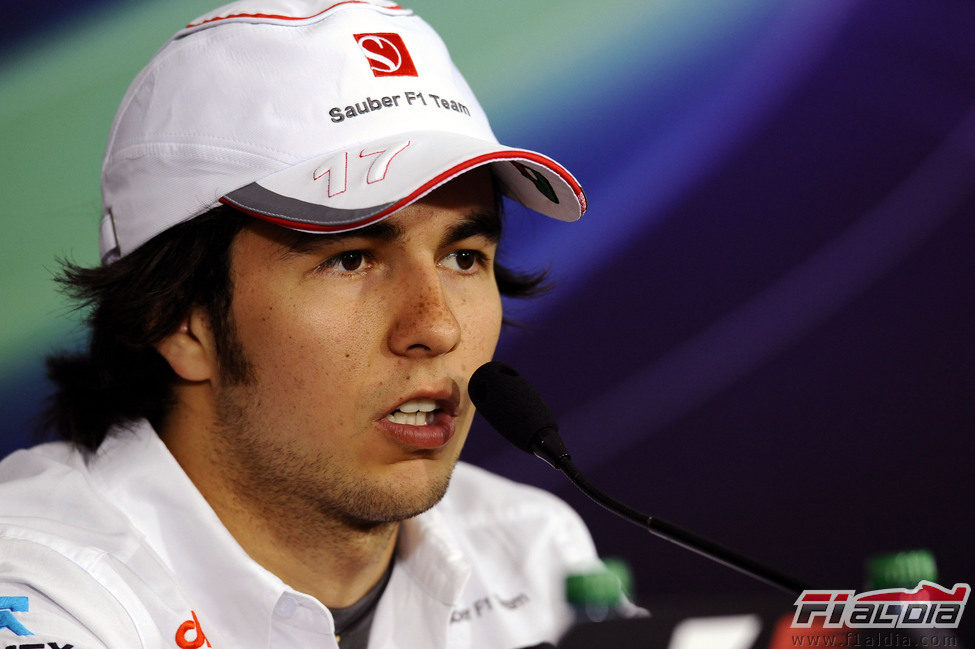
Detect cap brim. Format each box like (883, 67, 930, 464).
(219, 130, 586, 232)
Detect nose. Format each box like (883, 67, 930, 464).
(387, 264, 462, 358)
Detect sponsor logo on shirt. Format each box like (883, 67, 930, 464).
(1, 596, 77, 647)
(450, 591, 530, 624)
(175, 611, 210, 649)
(354, 33, 418, 77)
(0, 597, 32, 637)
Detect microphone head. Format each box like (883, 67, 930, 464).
(468, 361, 559, 454)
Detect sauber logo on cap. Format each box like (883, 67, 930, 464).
(355, 33, 418, 77)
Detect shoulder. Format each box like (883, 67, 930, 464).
(0, 442, 156, 648)
(0, 442, 137, 555)
(0, 544, 139, 649)
(438, 462, 598, 566)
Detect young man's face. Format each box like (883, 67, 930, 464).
(208, 169, 503, 526)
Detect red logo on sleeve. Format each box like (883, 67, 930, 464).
(175, 610, 211, 649)
(354, 33, 418, 77)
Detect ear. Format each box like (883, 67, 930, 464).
(155, 308, 218, 382)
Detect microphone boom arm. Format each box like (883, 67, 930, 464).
(550, 450, 808, 596)
(468, 361, 810, 598)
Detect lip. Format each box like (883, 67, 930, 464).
(376, 388, 461, 450)
(377, 411, 456, 450)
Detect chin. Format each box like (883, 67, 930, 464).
(334, 457, 456, 527)
(338, 478, 451, 528)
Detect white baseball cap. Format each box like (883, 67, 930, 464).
(99, 0, 586, 264)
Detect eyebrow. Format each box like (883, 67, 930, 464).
(276, 209, 501, 256)
(439, 210, 501, 248)
(277, 220, 400, 255)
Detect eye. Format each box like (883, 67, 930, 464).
(319, 250, 370, 273)
(443, 249, 486, 272)
(338, 251, 365, 271)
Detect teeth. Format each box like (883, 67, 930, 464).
(385, 398, 440, 426)
(386, 410, 436, 426)
(396, 398, 437, 413)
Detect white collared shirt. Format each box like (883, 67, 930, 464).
(0, 420, 600, 649)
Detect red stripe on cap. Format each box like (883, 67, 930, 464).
(186, 1, 403, 28)
(221, 150, 586, 232)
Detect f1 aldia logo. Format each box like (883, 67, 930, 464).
(354, 33, 418, 77)
(792, 581, 969, 629)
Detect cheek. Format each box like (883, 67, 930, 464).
(231, 285, 380, 409)
(459, 290, 503, 365)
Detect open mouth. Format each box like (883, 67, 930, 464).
(385, 398, 439, 426)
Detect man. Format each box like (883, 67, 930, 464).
(0, 1, 598, 648)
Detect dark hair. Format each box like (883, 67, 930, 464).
(41, 202, 547, 450)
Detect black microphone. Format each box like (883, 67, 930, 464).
(468, 360, 809, 596)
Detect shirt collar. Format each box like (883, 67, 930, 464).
(88, 421, 287, 644)
(86, 420, 472, 637)
(398, 501, 472, 606)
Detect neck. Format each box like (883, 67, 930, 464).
(160, 389, 398, 608)
(215, 490, 399, 608)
